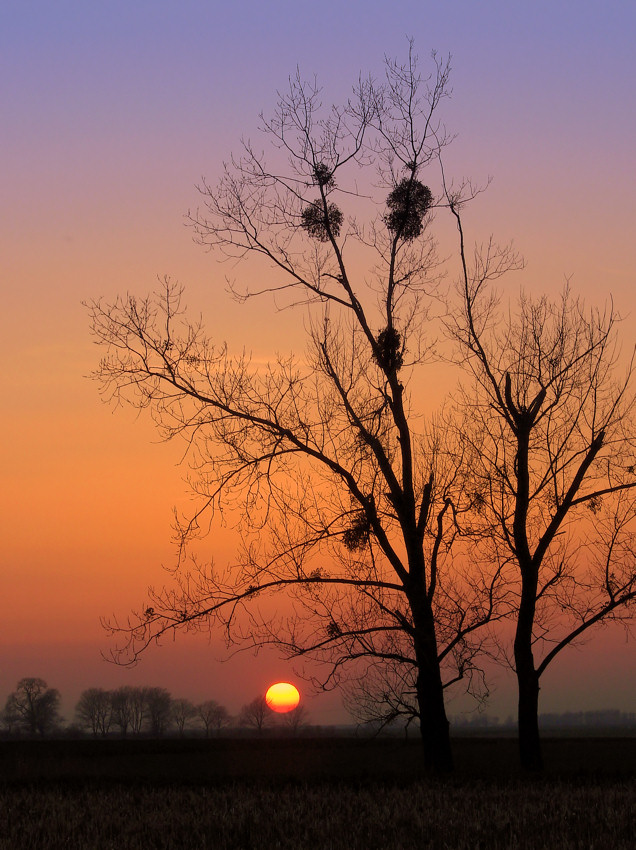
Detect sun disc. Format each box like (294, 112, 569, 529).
(265, 682, 300, 713)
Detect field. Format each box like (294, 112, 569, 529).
(1, 737, 635, 849)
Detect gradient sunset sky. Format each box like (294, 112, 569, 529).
(2, 0, 635, 724)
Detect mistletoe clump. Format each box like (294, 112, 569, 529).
(373, 326, 404, 373)
(342, 511, 372, 551)
(384, 178, 432, 241)
(326, 620, 342, 638)
(312, 162, 335, 189)
(301, 200, 343, 241)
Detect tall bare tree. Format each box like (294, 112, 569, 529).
(88, 45, 505, 772)
(447, 211, 636, 770)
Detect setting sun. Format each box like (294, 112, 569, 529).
(265, 682, 300, 714)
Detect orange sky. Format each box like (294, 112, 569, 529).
(2, 1, 635, 724)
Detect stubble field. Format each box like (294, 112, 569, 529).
(1, 737, 635, 849)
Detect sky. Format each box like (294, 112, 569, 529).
(2, 0, 635, 726)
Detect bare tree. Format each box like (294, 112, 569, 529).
(239, 696, 270, 734)
(75, 688, 113, 737)
(1, 698, 22, 735)
(3, 678, 61, 737)
(448, 219, 636, 771)
(110, 686, 135, 737)
(171, 698, 197, 736)
(87, 45, 506, 773)
(196, 700, 231, 737)
(145, 687, 172, 736)
(130, 687, 149, 735)
(281, 703, 310, 735)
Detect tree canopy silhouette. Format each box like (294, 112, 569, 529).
(88, 45, 508, 773)
(3, 678, 61, 736)
(447, 216, 636, 769)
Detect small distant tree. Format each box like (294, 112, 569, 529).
(3, 678, 61, 736)
(1, 698, 21, 734)
(145, 687, 172, 736)
(282, 704, 310, 735)
(75, 688, 112, 737)
(128, 687, 148, 735)
(171, 698, 197, 736)
(239, 696, 269, 734)
(110, 686, 135, 737)
(196, 700, 231, 737)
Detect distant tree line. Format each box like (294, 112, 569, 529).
(538, 710, 636, 731)
(0, 678, 309, 738)
(74, 687, 231, 738)
(451, 710, 636, 732)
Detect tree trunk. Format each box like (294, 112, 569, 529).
(412, 603, 454, 773)
(417, 666, 453, 773)
(511, 427, 543, 771)
(514, 578, 543, 771)
(517, 665, 542, 771)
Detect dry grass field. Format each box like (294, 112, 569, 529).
(1, 737, 635, 849)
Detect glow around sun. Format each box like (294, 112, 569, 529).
(265, 682, 300, 713)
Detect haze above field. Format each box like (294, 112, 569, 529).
(2, 0, 635, 723)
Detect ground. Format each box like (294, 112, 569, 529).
(1, 737, 635, 848)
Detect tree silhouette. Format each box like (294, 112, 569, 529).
(171, 698, 197, 736)
(75, 688, 112, 737)
(145, 687, 173, 736)
(3, 678, 61, 736)
(196, 700, 230, 737)
(239, 696, 269, 733)
(447, 219, 636, 771)
(110, 686, 136, 737)
(89, 45, 511, 773)
(282, 703, 310, 735)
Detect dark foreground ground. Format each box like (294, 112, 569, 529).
(1, 737, 635, 849)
